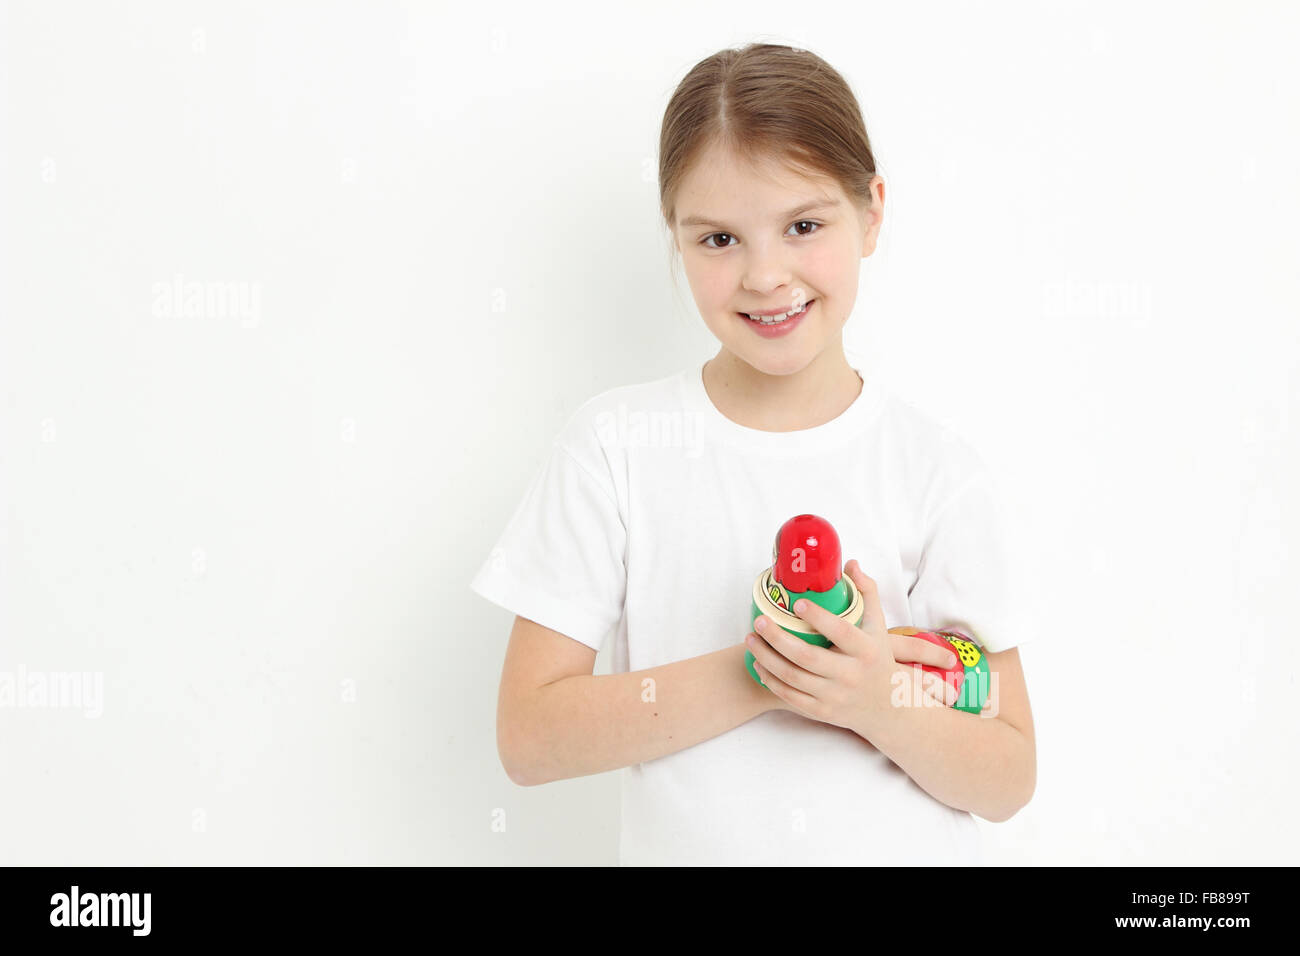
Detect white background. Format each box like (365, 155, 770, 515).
(1, 0, 1296, 865)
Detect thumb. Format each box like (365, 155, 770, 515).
(844, 559, 887, 636)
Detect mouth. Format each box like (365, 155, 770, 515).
(737, 299, 814, 336)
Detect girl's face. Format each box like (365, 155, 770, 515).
(671, 142, 883, 377)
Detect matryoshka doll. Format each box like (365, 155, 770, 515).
(745, 514, 863, 686)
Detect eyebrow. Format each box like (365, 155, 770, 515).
(678, 199, 838, 230)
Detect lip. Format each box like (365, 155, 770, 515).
(737, 299, 813, 338)
(744, 303, 806, 316)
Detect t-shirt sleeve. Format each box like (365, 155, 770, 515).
(907, 466, 1030, 654)
(469, 436, 627, 653)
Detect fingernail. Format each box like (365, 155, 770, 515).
(755, 617, 767, 631)
(795, 600, 807, 613)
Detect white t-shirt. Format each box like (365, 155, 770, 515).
(470, 359, 1031, 866)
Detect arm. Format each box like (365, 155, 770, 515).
(499, 615, 778, 787)
(857, 646, 1036, 822)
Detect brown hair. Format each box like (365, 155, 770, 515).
(658, 42, 879, 242)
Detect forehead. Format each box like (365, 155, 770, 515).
(676, 142, 843, 215)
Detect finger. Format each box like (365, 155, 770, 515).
(753, 616, 838, 679)
(918, 669, 960, 707)
(748, 627, 826, 693)
(752, 658, 819, 715)
(843, 560, 887, 634)
(789, 596, 865, 656)
(888, 634, 959, 670)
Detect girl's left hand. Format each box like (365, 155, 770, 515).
(748, 559, 906, 736)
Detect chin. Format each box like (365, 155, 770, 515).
(736, 345, 816, 377)
(735, 324, 827, 374)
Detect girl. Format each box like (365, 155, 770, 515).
(471, 42, 1036, 866)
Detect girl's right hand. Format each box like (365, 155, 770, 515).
(887, 627, 959, 671)
(757, 625, 962, 713)
(887, 627, 961, 707)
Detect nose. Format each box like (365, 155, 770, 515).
(740, 235, 795, 299)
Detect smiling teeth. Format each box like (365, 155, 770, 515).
(746, 302, 809, 324)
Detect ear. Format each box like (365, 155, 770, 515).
(859, 176, 885, 258)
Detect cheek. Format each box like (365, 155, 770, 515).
(686, 265, 738, 307)
(707, 263, 740, 295)
(802, 247, 851, 289)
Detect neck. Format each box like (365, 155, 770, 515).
(702, 340, 863, 432)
